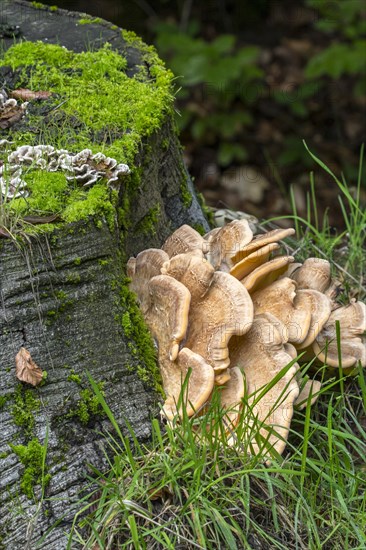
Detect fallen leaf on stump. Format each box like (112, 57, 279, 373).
(15, 347, 43, 386)
(10, 88, 52, 101)
(0, 107, 26, 129)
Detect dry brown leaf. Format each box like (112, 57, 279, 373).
(15, 347, 43, 386)
(10, 88, 52, 101)
(0, 106, 26, 129)
(148, 485, 172, 501)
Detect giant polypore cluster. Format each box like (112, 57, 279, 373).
(128, 221, 365, 456)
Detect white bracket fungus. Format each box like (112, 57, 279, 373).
(0, 142, 130, 199)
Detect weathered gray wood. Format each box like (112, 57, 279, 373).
(0, 2, 209, 548)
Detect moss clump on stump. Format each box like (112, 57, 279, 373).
(9, 438, 50, 499)
(0, 41, 173, 165)
(119, 279, 163, 395)
(0, 40, 174, 226)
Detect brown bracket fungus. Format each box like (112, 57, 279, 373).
(163, 348, 215, 421)
(313, 301, 366, 368)
(229, 242, 280, 280)
(161, 251, 215, 301)
(289, 257, 331, 293)
(127, 248, 169, 313)
(162, 224, 205, 257)
(144, 274, 191, 363)
(136, 273, 214, 419)
(295, 289, 332, 350)
(231, 227, 295, 265)
(229, 313, 299, 456)
(240, 255, 295, 294)
(252, 278, 313, 344)
(204, 219, 253, 271)
(128, 221, 365, 458)
(252, 278, 332, 347)
(162, 256, 254, 384)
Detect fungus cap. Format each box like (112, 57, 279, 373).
(184, 271, 254, 380)
(296, 289, 332, 350)
(162, 225, 205, 257)
(252, 277, 313, 344)
(144, 274, 191, 363)
(313, 301, 366, 368)
(290, 258, 331, 293)
(204, 219, 253, 271)
(230, 242, 280, 280)
(229, 313, 299, 456)
(241, 256, 295, 294)
(162, 347, 215, 421)
(231, 227, 295, 264)
(127, 248, 169, 312)
(161, 251, 215, 301)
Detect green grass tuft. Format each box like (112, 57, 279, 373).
(66, 365, 366, 549)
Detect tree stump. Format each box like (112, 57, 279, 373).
(0, 2, 209, 548)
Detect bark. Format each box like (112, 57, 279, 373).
(0, 2, 209, 548)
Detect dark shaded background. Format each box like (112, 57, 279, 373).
(24, 0, 366, 227)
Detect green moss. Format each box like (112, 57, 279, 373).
(119, 279, 163, 395)
(0, 395, 9, 410)
(98, 258, 111, 267)
(9, 171, 66, 218)
(180, 180, 193, 208)
(78, 18, 103, 25)
(67, 371, 82, 385)
(73, 257, 82, 266)
(136, 204, 161, 235)
(66, 272, 81, 284)
(191, 222, 206, 236)
(196, 191, 214, 226)
(1, 41, 173, 164)
(45, 290, 74, 324)
(8, 387, 49, 500)
(9, 438, 50, 499)
(63, 185, 117, 231)
(12, 386, 40, 438)
(161, 138, 170, 151)
(67, 383, 105, 425)
(31, 1, 47, 8)
(55, 290, 67, 300)
(49, 5, 58, 11)
(10, 172, 117, 232)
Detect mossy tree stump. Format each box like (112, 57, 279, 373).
(0, 2, 209, 548)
